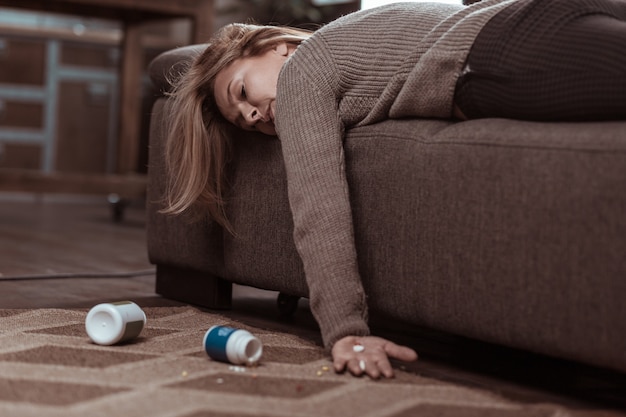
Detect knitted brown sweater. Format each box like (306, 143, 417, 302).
(275, 0, 517, 349)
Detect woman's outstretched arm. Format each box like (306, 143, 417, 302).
(276, 60, 370, 349)
(275, 41, 417, 378)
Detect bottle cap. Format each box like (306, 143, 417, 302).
(85, 301, 146, 345)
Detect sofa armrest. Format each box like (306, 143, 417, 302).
(147, 97, 231, 308)
(148, 44, 207, 95)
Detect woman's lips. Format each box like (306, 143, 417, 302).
(268, 101, 275, 123)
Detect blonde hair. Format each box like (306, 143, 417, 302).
(162, 23, 312, 232)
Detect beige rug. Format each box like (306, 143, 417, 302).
(0, 307, 622, 417)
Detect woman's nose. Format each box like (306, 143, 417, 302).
(244, 105, 263, 124)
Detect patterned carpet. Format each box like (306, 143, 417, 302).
(0, 307, 623, 417)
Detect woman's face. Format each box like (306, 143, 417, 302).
(214, 42, 293, 136)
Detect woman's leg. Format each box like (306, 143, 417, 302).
(455, 0, 626, 121)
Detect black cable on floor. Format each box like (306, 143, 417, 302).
(0, 269, 156, 281)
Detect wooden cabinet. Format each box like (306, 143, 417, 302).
(0, 34, 119, 175)
(0, 0, 212, 200)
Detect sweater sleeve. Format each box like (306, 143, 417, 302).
(275, 50, 370, 350)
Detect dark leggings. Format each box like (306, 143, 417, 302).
(454, 0, 626, 121)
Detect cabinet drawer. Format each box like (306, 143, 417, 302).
(0, 38, 45, 86)
(0, 99, 44, 129)
(61, 41, 119, 69)
(0, 143, 41, 170)
(55, 81, 113, 173)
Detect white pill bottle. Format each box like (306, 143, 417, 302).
(85, 301, 146, 345)
(203, 325, 263, 365)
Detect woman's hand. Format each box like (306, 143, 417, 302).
(331, 335, 418, 379)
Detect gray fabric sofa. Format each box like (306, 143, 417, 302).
(146, 45, 626, 374)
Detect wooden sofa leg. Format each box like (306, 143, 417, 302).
(155, 264, 232, 310)
(277, 293, 300, 318)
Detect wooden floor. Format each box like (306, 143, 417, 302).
(1, 193, 625, 414)
(0, 193, 159, 308)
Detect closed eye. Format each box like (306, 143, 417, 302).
(241, 85, 246, 99)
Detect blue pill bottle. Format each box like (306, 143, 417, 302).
(203, 325, 263, 365)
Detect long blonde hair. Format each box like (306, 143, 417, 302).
(162, 23, 311, 232)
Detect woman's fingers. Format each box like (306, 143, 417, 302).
(376, 357, 395, 378)
(332, 336, 357, 373)
(347, 358, 365, 376)
(383, 340, 419, 362)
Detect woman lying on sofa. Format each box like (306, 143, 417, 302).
(163, 0, 626, 379)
